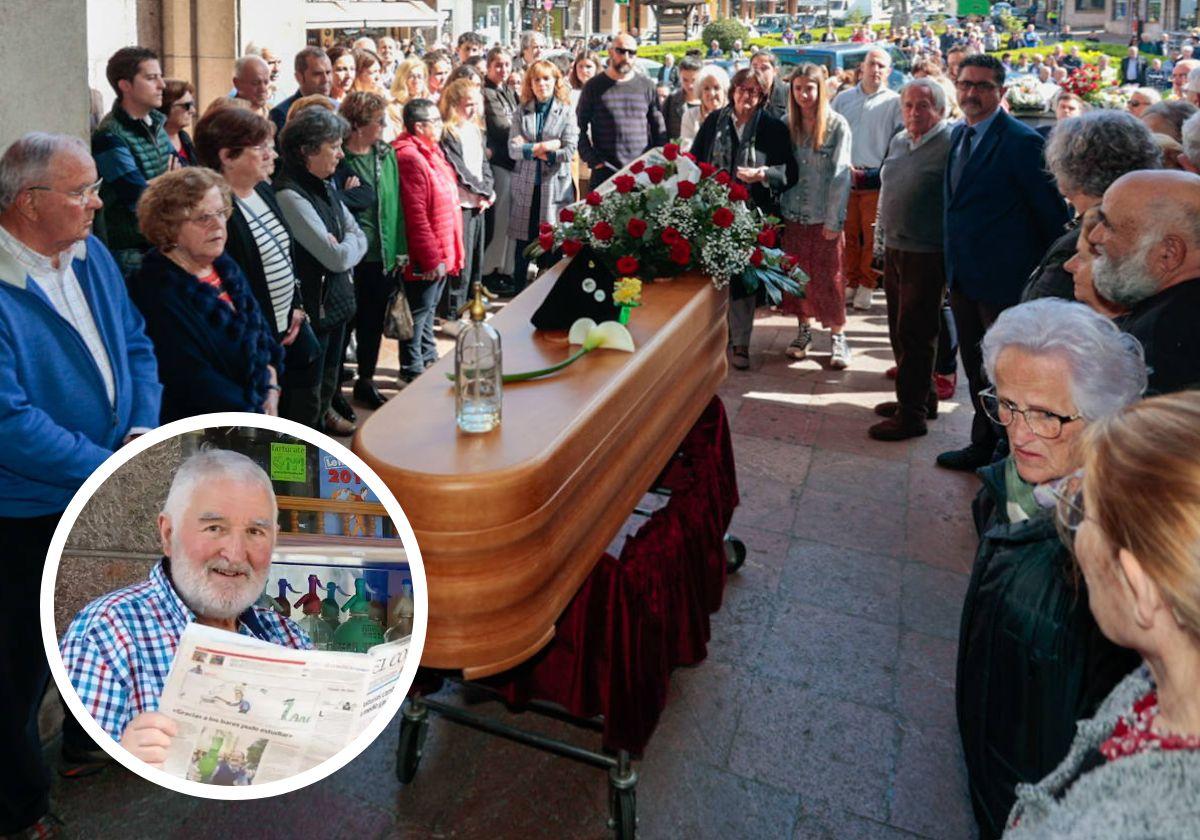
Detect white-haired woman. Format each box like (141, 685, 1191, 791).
(1004, 391, 1200, 838)
(957, 298, 1148, 839)
(679, 64, 728, 152)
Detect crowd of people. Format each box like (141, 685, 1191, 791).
(3, 19, 1200, 840)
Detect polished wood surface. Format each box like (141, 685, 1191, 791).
(353, 261, 728, 677)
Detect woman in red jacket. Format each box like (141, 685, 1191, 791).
(393, 98, 464, 383)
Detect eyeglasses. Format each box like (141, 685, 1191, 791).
(174, 101, 196, 111)
(613, 47, 638, 57)
(25, 177, 103, 206)
(955, 80, 999, 92)
(734, 86, 763, 99)
(979, 386, 1082, 440)
(1046, 470, 1086, 549)
(242, 142, 275, 155)
(186, 205, 234, 227)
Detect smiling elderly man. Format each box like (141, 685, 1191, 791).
(60, 450, 310, 768)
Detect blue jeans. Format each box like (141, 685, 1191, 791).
(401, 277, 448, 379)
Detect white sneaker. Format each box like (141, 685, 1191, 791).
(852, 285, 874, 311)
(830, 334, 851, 369)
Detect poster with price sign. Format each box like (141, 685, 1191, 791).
(317, 449, 393, 538)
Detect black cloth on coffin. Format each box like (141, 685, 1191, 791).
(531, 245, 622, 330)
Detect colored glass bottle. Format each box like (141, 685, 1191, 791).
(294, 574, 333, 649)
(273, 579, 300, 617)
(321, 581, 351, 632)
(385, 578, 415, 643)
(332, 578, 385, 653)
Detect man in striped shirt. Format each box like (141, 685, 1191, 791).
(576, 32, 667, 187)
(60, 450, 311, 769)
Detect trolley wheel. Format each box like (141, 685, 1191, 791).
(610, 787, 636, 840)
(395, 714, 428, 784)
(724, 535, 746, 573)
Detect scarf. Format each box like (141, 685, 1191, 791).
(1004, 456, 1043, 523)
(708, 105, 764, 176)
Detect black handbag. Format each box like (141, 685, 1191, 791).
(314, 270, 356, 331)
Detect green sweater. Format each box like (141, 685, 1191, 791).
(344, 141, 406, 271)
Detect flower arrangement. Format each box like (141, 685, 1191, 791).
(1007, 76, 1050, 113)
(613, 277, 642, 324)
(1062, 64, 1124, 108)
(531, 145, 808, 302)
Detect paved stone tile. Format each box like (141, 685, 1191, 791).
(805, 448, 910, 505)
(890, 725, 977, 840)
(728, 678, 898, 822)
(637, 759, 800, 840)
(756, 599, 900, 709)
(729, 474, 799, 535)
(779, 540, 903, 626)
(905, 506, 978, 574)
(732, 432, 815, 487)
(734, 398, 822, 446)
(707, 574, 776, 668)
(726, 526, 792, 594)
(791, 488, 907, 557)
(644, 661, 748, 770)
(811, 412, 916, 463)
(794, 807, 929, 840)
(895, 630, 959, 734)
(901, 563, 970, 641)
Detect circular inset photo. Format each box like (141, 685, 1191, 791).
(40, 413, 426, 800)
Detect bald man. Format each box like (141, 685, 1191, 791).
(232, 55, 272, 118)
(1091, 170, 1200, 394)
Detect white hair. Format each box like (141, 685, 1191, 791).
(0, 133, 90, 213)
(1188, 65, 1200, 94)
(900, 78, 946, 115)
(233, 54, 268, 77)
(696, 64, 731, 97)
(982, 299, 1147, 421)
(162, 449, 277, 526)
(1184, 111, 1200, 168)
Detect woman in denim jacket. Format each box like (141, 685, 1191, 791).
(779, 64, 853, 369)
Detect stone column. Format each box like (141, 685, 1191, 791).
(161, 0, 239, 115)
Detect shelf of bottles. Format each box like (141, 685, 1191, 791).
(258, 545, 414, 654)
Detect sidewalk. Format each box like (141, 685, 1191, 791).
(43, 289, 981, 839)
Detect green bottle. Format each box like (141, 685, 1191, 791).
(321, 581, 351, 634)
(332, 578, 385, 652)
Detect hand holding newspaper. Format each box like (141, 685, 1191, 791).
(153, 623, 408, 785)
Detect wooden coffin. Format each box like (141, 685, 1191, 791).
(352, 262, 728, 678)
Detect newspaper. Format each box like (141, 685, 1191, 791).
(154, 623, 408, 786)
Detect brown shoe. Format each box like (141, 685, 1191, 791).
(869, 414, 928, 441)
(873, 396, 938, 420)
(322, 409, 357, 437)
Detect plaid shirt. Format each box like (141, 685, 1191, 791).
(60, 559, 311, 739)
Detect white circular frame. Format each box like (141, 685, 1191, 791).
(40, 411, 428, 800)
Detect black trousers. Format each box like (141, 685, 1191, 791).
(353, 261, 398, 381)
(401, 278, 448, 378)
(1, 513, 61, 834)
(950, 289, 1006, 450)
(937, 297, 960, 376)
(883, 248, 946, 418)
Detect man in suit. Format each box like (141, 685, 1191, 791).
(269, 47, 333, 135)
(939, 54, 1069, 471)
(1121, 45, 1148, 86)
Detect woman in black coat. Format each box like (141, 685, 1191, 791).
(691, 66, 797, 370)
(131, 168, 282, 423)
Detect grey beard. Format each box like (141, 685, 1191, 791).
(1092, 249, 1161, 308)
(169, 540, 265, 621)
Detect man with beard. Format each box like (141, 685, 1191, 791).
(59, 451, 310, 768)
(576, 31, 667, 188)
(269, 47, 334, 135)
(1090, 169, 1200, 394)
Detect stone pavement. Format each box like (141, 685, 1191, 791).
(42, 289, 982, 839)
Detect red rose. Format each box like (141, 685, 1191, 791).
(729, 183, 749, 202)
(698, 162, 717, 179)
(539, 232, 555, 251)
(614, 174, 637, 194)
(562, 238, 584, 257)
(626, 217, 647, 238)
(586, 191, 602, 207)
(780, 255, 796, 271)
(646, 165, 666, 184)
(661, 226, 682, 246)
(539, 221, 554, 236)
(683, 152, 697, 162)
(592, 221, 614, 241)
(712, 207, 735, 228)
(630, 160, 646, 174)
(757, 228, 777, 248)
(616, 256, 640, 275)
(662, 143, 680, 161)
(559, 207, 575, 223)
(715, 170, 731, 186)
(750, 248, 765, 267)
(669, 240, 692, 265)
(676, 180, 697, 199)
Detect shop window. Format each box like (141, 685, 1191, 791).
(1074, 0, 1105, 10)
(1113, 0, 1129, 18)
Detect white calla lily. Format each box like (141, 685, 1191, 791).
(568, 318, 636, 353)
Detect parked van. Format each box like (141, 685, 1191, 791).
(770, 43, 911, 89)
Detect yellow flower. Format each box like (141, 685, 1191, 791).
(613, 277, 643, 307)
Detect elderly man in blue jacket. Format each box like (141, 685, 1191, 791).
(939, 55, 1069, 472)
(0, 132, 160, 838)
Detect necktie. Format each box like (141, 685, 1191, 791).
(949, 125, 976, 195)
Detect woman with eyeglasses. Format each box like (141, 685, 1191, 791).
(129, 167, 282, 423)
(158, 79, 197, 166)
(1003, 390, 1200, 838)
(192, 106, 320, 429)
(691, 66, 797, 371)
(957, 298, 1146, 840)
